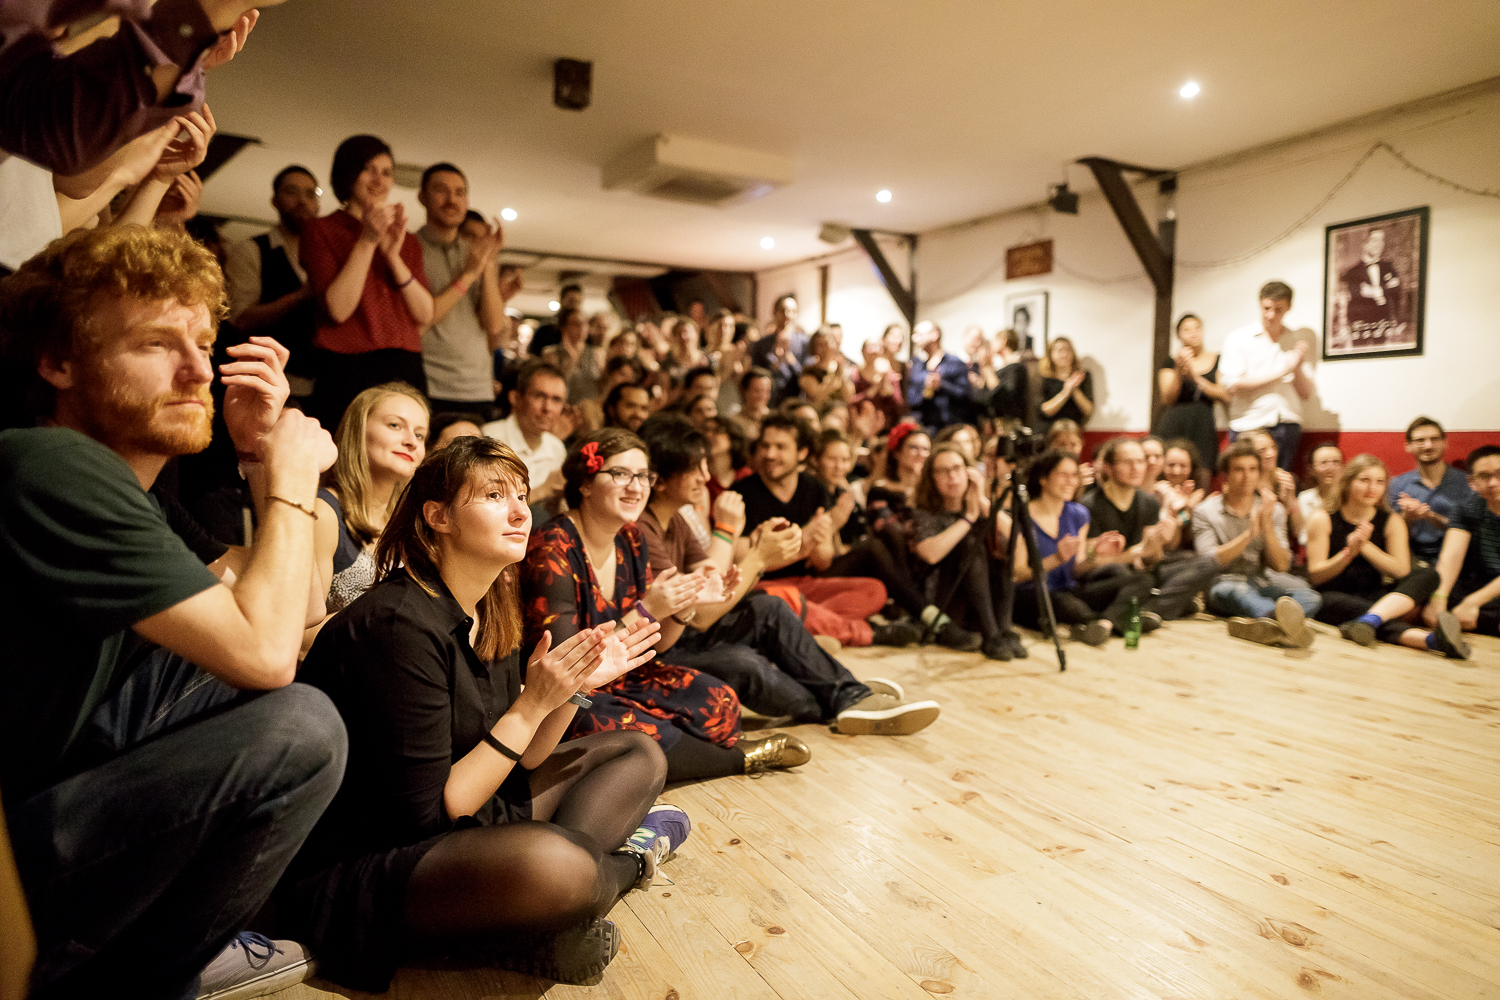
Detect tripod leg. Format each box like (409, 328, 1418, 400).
(1010, 485, 1067, 672)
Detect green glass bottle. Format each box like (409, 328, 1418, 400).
(1124, 597, 1142, 650)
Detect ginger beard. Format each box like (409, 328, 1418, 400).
(77, 356, 216, 456)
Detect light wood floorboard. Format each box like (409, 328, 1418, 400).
(276, 618, 1499, 999)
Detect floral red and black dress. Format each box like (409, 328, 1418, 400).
(520, 515, 742, 751)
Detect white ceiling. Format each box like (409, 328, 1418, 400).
(201, 0, 1500, 273)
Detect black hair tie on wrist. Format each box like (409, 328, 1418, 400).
(481, 732, 523, 762)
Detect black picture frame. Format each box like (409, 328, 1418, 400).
(1322, 206, 1428, 361)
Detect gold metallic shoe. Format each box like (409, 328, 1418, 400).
(739, 732, 811, 774)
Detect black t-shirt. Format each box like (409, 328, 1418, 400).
(151, 485, 230, 565)
(1081, 485, 1160, 548)
(0, 428, 219, 802)
(295, 568, 526, 871)
(733, 471, 831, 579)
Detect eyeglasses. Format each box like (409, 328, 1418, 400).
(598, 467, 658, 488)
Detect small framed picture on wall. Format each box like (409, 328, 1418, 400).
(1004, 290, 1048, 356)
(1322, 206, 1428, 361)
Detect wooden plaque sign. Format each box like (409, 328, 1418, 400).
(1005, 240, 1053, 280)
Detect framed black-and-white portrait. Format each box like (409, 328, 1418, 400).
(1004, 289, 1048, 356)
(1322, 206, 1427, 361)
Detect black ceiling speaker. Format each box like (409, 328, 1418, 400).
(554, 58, 592, 111)
(1048, 182, 1079, 214)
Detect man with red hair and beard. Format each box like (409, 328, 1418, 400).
(0, 226, 347, 1000)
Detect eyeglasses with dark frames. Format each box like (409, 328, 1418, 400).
(597, 467, 657, 488)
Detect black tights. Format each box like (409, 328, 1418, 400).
(824, 531, 927, 616)
(662, 734, 746, 782)
(925, 531, 1001, 639)
(401, 729, 664, 941)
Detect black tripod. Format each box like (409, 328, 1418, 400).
(920, 479, 1067, 671)
(993, 480, 1067, 671)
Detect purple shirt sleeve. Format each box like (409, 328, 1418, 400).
(0, 0, 214, 174)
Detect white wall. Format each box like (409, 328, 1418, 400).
(756, 82, 1500, 432)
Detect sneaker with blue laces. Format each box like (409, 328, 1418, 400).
(197, 932, 314, 1000)
(618, 803, 691, 890)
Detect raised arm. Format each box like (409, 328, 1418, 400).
(134, 408, 335, 688)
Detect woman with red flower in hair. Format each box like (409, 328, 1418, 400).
(521, 428, 812, 779)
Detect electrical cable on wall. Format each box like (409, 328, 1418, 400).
(1178, 140, 1499, 269)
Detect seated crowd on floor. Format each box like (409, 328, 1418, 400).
(1, 77, 1496, 1000)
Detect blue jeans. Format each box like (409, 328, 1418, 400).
(1228, 422, 1302, 471)
(667, 591, 871, 721)
(11, 650, 348, 1000)
(1207, 573, 1321, 620)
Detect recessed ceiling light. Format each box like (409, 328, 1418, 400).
(548, 300, 560, 311)
(1179, 80, 1200, 99)
(760, 236, 776, 249)
(876, 189, 892, 203)
(500, 207, 518, 221)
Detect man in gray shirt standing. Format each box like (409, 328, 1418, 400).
(1193, 439, 1321, 647)
(416, 163, 507, 415)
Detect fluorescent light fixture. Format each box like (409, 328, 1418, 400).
(760, 236, 775, 249)
(500, 207, 518, 221)
(876, 189, 892, 203)
(1179, 80, 1200, 99)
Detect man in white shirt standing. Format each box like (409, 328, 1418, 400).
(482, 357, 568, 515)
(1218, 280, 1314, 471)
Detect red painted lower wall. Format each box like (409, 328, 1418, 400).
(1080, 429, 1498, 483)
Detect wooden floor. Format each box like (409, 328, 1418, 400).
(278, 618, 1500, 1000)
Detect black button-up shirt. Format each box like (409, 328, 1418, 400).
(296, 568, 523, 868)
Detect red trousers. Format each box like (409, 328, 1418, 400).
(759, 576, 886, 646)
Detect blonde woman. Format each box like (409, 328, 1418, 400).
(1037, 336, 1093, 434)
(1305, 454, 1467, 658)
(312, 382, 429, 622)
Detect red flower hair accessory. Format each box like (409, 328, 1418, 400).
(581, 441, 604, 473)
(887, 420, 919, 455)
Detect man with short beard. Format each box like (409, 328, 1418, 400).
(1192, 439, 1321, 647)
(0, 226, 347, 999)
(640, 415, 940, 734)
(733, 415, 922, 649)
(224, 165, 324, 397)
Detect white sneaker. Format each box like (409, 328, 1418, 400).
(198, 933, 314, 1000)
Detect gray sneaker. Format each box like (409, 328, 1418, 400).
(198, 933, 314, 1000)
(836, 693, 941, 735)
(1275, 596, 1314, 648)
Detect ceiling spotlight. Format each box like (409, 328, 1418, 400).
(876, 189, 892, 203)
(548, 300, 561, 311)
(500, 207, 518, 221)
(1048, 182, 1079, 214)
(1179, 80, 1200, 99)
(760, 236, 776, 249)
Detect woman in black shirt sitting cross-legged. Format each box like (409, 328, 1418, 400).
(279, 437, 684, 990)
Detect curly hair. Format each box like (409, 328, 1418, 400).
(915, 442, 972, 511)
(562, 427, 648, 510)
(0, 225, 226, 419)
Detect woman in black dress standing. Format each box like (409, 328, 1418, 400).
(1154, 313, 1227, 469)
